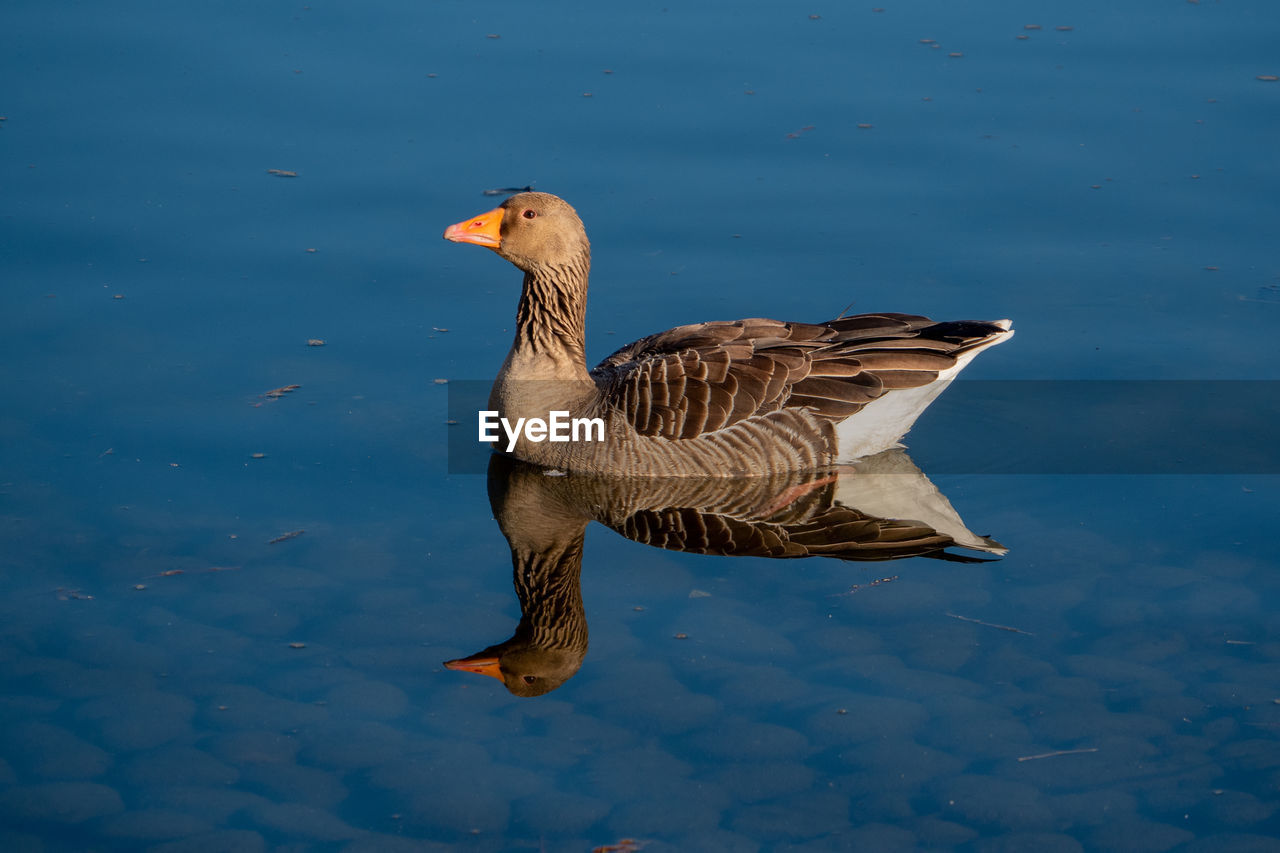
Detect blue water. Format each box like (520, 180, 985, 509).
(3, 1, 1279, 850)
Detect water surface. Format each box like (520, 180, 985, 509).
(2, 1, 1278, 850)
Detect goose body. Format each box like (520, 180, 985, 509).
(444, 192, 1012, 476)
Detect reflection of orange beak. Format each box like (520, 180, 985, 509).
(443, 655, 504, 681)
(443, 207, 504, 250)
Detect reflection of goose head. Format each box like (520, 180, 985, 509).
(444, 643, 585, 698)
(445, 452, 1005, 696)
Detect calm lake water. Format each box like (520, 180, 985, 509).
(3, 1, 1279, 850)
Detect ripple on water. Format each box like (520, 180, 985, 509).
(972, 832, 1085, 853)
(727, 788, 852, 841)
(75, 690, 196, 752)
(510, 789, 611, 835)
(932, 774, 1056, 832)
(679, 716, 811, 762)
(1085, 818, 1194, 853)
(0, 781, 124, 824)
(238, 761, 349, 810)
(712, 760, 816, 804)
(121, 746, 239, 789)
(242, 800, 363, 843)
(0, 721, 112, 779)
(95, 809, 216, 843)
(147, 829, 267, 853)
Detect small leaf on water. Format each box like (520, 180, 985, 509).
(269, 529, 305, 545)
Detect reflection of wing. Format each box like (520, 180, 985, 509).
(591, 315, 999, 441)
(617, 504, 979, 562)
(505, 448, 1005, 563)
(606, 449, 1004, 562)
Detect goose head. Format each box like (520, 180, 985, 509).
(443, 191, 590, 274)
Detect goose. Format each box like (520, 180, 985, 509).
(443, 192, 1011, 476)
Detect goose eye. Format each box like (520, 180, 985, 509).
(522, 209, 537, 220)
(522, 675, 537, 684)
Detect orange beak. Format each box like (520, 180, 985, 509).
(443, 655, 504, 681)
(443, 207, 504, 250)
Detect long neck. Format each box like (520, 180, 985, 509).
(511, 253, 591, 372)
(510, 533, 588, 654)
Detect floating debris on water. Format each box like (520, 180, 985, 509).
(269, 529, 305, 545)
(482, 185, 535, 196)
(1018, 748, 1098, 762)
(263, 384, 301, 398)
(833, 575, 898, 596)
(266, 169, 297, 177)
(947, 611, 1034, 635)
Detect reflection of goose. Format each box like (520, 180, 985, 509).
(443, 192, 1011, 476)
(444, 452, 1004, 696)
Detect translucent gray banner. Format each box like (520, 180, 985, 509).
(447, 380, 1280, 475)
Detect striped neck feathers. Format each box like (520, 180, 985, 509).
(514, 252, 591, 365)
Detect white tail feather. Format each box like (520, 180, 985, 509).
(835, 325, 1013, 462)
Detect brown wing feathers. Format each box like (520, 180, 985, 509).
(595, 313, 1002, 441)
